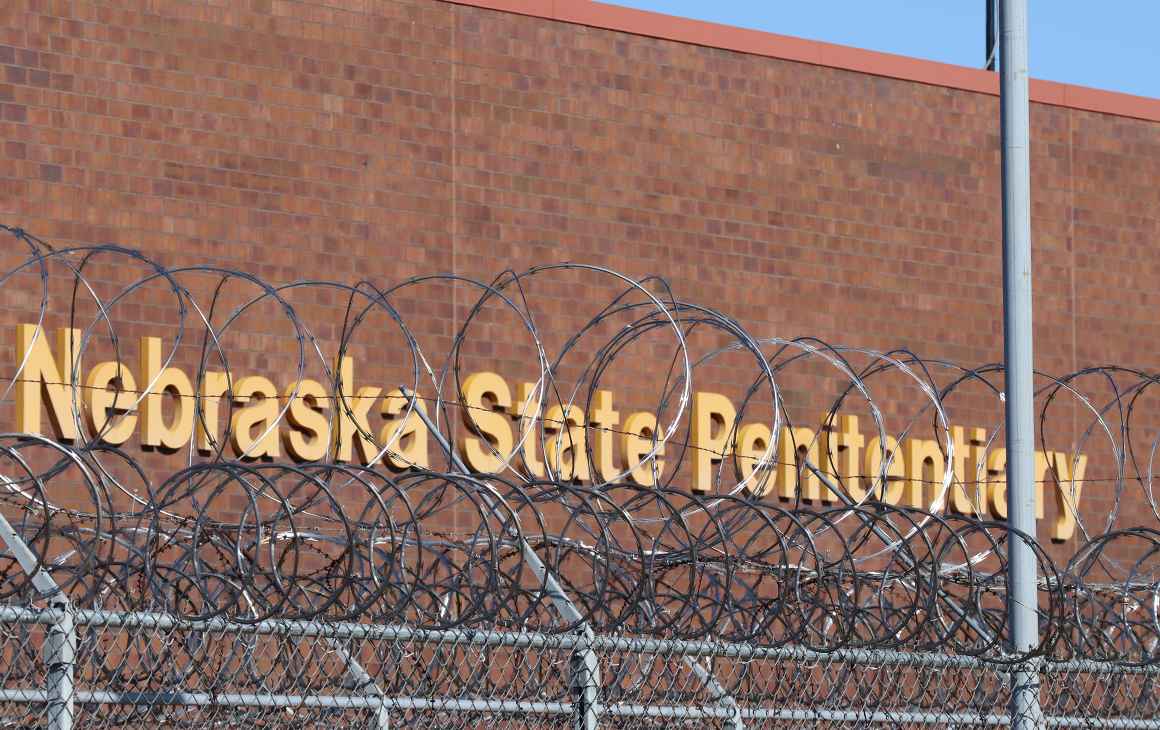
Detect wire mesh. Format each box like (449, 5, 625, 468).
(1, 609, 1158, 727)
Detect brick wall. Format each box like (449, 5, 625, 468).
(0, 0, 1158, 551)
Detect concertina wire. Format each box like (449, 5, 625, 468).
(1, 224, 1158, 667)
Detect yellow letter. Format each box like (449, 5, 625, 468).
(230, 375, 280, 459)
(508, 382, 545, 478)
(903, 438, 945, 509)
(621, 411, 665, 487)
(776, 426, 821, 501)
(15, 325, 79, 440)
(863, 435, 904, 503)
(333, 357, 382, 464)
(589, 390, 620, 483)
(1050, 451, 1087, 541)
(380, 388, 429, 469)
(691, 392, 736, 494)
(282, 379, 329, 462)
(84, 361, 137, 444)
(460, 372, 514, 474)
(736, 422, 774, 495)
(196, 371, 231, 453)
(821, 415, 863, 503)
(948, 427, 987, 515)
(544, 404, 589, 482)
(139, 336, 195, 449)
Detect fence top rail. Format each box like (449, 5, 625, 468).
(2, 604, 1159, 675)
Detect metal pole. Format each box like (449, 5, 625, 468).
(569, 627, 600, 730)
(44, 603, 75, 730)
(0, 507, 64, 600)
(999, 0, 1043, 726)
(985, 0, 997, 70)
(0, 488, 75, 730)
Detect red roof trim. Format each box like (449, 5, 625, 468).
(445, 0, 1160, 123)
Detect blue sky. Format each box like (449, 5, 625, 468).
(613, 1, 1160, 99)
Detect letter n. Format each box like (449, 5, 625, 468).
(16, 324, 80, 440)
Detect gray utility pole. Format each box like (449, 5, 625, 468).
(998, 0, 1044, 727)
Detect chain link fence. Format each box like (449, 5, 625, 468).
(0, 605, 1156, 728)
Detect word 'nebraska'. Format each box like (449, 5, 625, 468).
(14, 325, 1085, 540)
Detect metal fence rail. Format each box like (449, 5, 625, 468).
(0, 606, 1157, 729)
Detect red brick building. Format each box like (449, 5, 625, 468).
(1, 0, 1159, 551)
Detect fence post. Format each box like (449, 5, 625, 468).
(569, 626, 600, 730)
(44, 601, 75, 730)
(0, 497, 75, 729)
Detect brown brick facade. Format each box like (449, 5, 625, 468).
(0, 0, 1158, 555)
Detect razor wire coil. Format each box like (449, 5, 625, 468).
(0, 224, 1158, 673)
